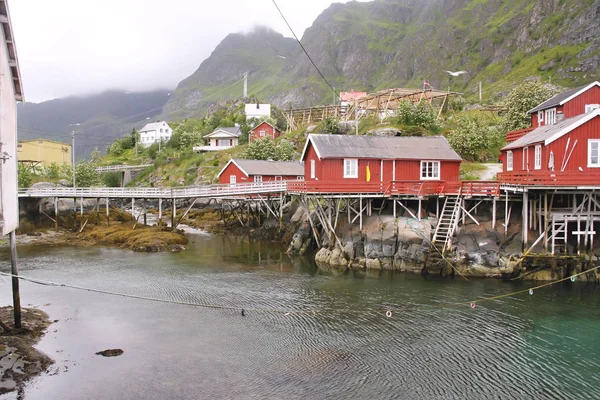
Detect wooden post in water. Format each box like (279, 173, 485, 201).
(172, 199, 176, 228)
(106, 198, 110, 227)
(158, 199, 162, 227)
(54, 197, 59, 230)
(131, 198, 135, 218)
(522, 191, 529, 250)
(10, 231, 21, 329)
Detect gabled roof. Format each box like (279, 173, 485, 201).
(300, 134, 462, 161)
(250, 121, 280, 132)
(140, 121, 170, 132)
(527, 81, 600, 114)
(502, 109, 600, 150)
(1, 0, 23, 101)
(204, 127, 241, 138)
(217, 159, 304, 178)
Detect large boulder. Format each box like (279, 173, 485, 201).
(397, 217, 431, 245)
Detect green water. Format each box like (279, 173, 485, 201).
(0, 232, 599, 399)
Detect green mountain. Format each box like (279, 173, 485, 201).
(165, 0, 600, 117)
(18, 90, 171, 159)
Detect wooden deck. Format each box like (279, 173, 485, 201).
(498, 171, 600, 188)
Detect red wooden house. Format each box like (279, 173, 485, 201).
(528, 81, 600, 128)
(500, 109, 600, 185)
(248, 122, 281, 143)
(500, 81, 600, 185)
(299, 134, 462, 194)
(217, 158, 304, 185)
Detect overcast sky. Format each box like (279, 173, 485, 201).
(10, 0, 369, 103)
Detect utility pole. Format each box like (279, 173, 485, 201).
(10, 231, 20, 328)
(71, 130, 76, 188)
(355, 102, 359, 135)
(243, 71, 248, 98)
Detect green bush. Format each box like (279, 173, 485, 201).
(395, 100, 441, 132)
(103, 172, 122, 187)
(318, 118, 340, 135)
(502, 81, 559, 132)
(243, 137, 294, 161)
(448, 117, 504, 162)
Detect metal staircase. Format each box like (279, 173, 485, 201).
(431, 193, 463, 254)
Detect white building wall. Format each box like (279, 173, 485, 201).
(245, 104, 271, 120)
(139, 122, 172, 148)
(0, 24, 19, 235)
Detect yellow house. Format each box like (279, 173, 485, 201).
(17, 139, 71, 166)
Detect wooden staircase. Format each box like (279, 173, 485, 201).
(431, 193, 463, 254)
(548, 215, 568, 255)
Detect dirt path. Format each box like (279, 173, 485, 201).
(479, 163, 502, 180)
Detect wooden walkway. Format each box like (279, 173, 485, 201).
(95, 164, 153, 173)
(18, 181, 289, 200)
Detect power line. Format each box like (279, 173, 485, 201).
(270, 0, 340, 101)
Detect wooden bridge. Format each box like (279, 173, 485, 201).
(95, 164, 153, 173)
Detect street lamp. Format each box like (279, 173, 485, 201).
(69, 123, 81, 188)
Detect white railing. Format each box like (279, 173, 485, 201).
(18, 181, 290, 199)
(95, 164, 153, 173)
(192, 145, 235, 152)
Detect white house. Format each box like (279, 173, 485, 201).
(193, 126, 241, 152)
(245, 103, 271, 120)
(0, 0, 23, 236)
(139, 121, 173, 148)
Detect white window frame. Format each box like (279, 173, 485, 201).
(588, 139, 600, 168)
(310, 159, 316, 179)
(585, 104, 600, 113)
(538, 111, 544, 126)
(534, 145, 542, 170)
(507, 151, 513, 171)
(523, 146, 529, 171)
(343, 158, 358, 178)
(545, 108, 556, 125)
(420, 160, 440, 180)
(253, 175, 262, 183)
(259, 130, 266, 137)
(230, 175, 236, 185)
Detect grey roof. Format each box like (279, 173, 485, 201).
(140, 121, 170, 132)
(229, 159, 304, 176)
(205, 126, 241, 137)
(528, 82, 600, 114)
(502, 112, 594, 150)
(304, 134, 462, 161)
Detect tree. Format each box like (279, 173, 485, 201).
(502, 81, 559, 132)
(243, 137, 294, 161)
(447, 116, 504, 162)
(318, 118, 340, 135)
(395, 100, 440, 132)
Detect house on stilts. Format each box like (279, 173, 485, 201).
(499, 81, 600, 255)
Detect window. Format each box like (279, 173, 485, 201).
(538, 111, 544, 126)
(534, 145, 542, 170)
(507, 151, 513, 171)
(259, 130, 266, 137)
(254, 175, 262, 183)
(310, 160, 316, 179)
(160, 129, 163, 133)
(523, 146, 528, 170)
(585, 104, 600, 113)
(588, 140, 600, 168)
(230, 175, 236, 185)
(296, 176, 304, 181)
(545, 108, 556, 125)
(343, 159, 358, 178)
(420, 161, 440, 180)
(217, 139, 230, 146)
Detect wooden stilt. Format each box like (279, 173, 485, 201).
(418, 198, 422, 221)
(359, 197, 363, 231)
(172, 199, 176, 228)
(131, 198, 135, 218)
(504, 190, 509, 235)
(54, 197, 59, 230)
(106, 198, 110, 227)
(492, 197, 497, 230)
(523, 191, 529, 249)
(158, 199, 162, 226)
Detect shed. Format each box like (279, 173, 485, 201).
(300, 134, 461, 191)
(218, 158, 304, 185)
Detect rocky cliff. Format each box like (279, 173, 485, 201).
(166, 0, 600, 118)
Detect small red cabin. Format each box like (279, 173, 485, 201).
(299, 134, 462, 193)
(248, 122, 281, 143)
(500, 109, 600, 185)
(218, 158, 304, 185)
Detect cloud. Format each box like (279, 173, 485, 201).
(9, 0, 369, 103)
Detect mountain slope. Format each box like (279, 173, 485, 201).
(167, 0, 600, 116)
(18, 90, 171, 159)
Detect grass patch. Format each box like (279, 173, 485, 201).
(460, 162, 487, 180)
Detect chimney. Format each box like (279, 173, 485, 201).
(556, 111, 565, 123)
